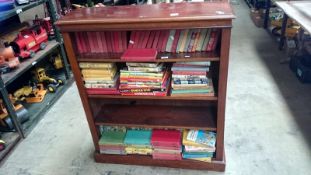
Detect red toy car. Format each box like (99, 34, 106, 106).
(10, 25, 48, 59)
(33, 15, 54, 38)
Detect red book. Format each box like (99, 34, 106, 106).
(156, 31, 165, 52)
(141, 31, 150, 49)
(137, 31, 145, 48)
(210, 30, 220, 51)
(206, 31, 217, 51)
(86, 88, 120, 95)
(82, 32, 91, 53)
(87, 32, 95, 53)
(146, 31, 155, 48)
(153, 145, 181, 150)
(121, 48, 157, 61)
(113, 32, 119, 53)
(151, 129, 182, 148)
(172, 71, 207, 76)
(95, 32, 104, 53)
(152, 152, 182, 160)
(187, 31, 198, 52)
(105, 32, 113, 53)
(152, 31, 161, 49)
(161, 30, 170, 52)
(121, 31, 127, 52)
(92, 32, 99, 53)
(75, 32, 83, 53)
(133, 31, 140, 48)
(128, 31, 136, 49)
(100, 32, 108, 53)
(171, 30, 181, 53)
(118, 32, 123, 53)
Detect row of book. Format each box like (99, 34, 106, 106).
(75, 31, 128, 54)
(98, 126, 216, 162)
(74, 29, 220, 54)
(80, 62, 214, 97)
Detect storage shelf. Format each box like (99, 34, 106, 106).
(95, 104, 217, 131)
(0, 0, 47, 22)
(94, 153, 225, 171)
(77, 51, 220, 62)
(2, 40, 59, 86)
(88, 94, 218, 101)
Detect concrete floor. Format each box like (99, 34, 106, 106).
(1, 1, 311, 175)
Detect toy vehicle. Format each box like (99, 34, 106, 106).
(50, 54, 63, 69)
(0, 42, 20, 73)
(33, 68, 64, 93)
(13, 83, 47, 103)
(10, 25, 48, 59)
(33, 15, 54, 38)
(0, 96, 29, 130)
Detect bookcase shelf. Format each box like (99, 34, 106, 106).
(94, 104, 217, 131)
(88, 94, 218, 101)
(57, 1, 234, 172)
(77, 51, 220, 62)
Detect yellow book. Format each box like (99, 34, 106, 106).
(81, 66, 117, 76)
(125, 146, 153, 155)
(182, 130, 211, 148)
(187, 157, 212, 162)
(79, 62, 115, 69)
(178, 29, 189, 53)
(82, 68, 117, 78)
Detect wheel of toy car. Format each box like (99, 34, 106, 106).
(40, 42, 47, 50)
(0, 64, 10, 74)
(47, 84, 56, 93)
(57, 79, 64, 85)
(29, 50, 35, 58)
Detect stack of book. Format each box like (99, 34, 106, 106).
(124, 129, 153, 155)
(98, 126, 127, 155)
(151, 129, 182, 160)
(119, 63, 170, 96)
(182, 130, 216, 162)
(170, 61, 214, 97)
(80, 62, 120, 95)
(75, 31, 127, 54)
(128, 29, 220, 53)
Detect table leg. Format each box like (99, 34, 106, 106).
(264, 0, 270, 29)
(279, 13, 288, 50)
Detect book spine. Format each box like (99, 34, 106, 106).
(206, 31, 216, 51)
(152, 31, 161, 49)
(202, 29, 212, 51)
(118, 32, 123, 53)
(87, 32, 95, 53)
(146, 31, 155, 48)
(171, 29, 181, 53)
(128, 31, 136, 48)
(161, 30, 170, 52)
(105, 32, 113, 53)
(165, 30, 176, 52)
(187, 30, 198, 52)
(196, 29, 208, 51)
(191, 29, 201, 52)
(82, 32, 91, 53)
(142, 31, 151, 48)
(122, 31, 127, 51)
(137, 31, 145, 48)
(173, 79, 208, 85)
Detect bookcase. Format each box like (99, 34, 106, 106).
(56, 2, 234, 171)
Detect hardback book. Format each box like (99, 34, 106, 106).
(82, 32, 91, 53)
(133, 31, 140, 48)
(142, 31, 151, 48)
(176, 29, 186, 53)
(75, 32, 83, 53)
(152, 30, 161, 49)
(100, 150, 126, 155)
(83, 76, 116, 81)
(153, 148, 181, 154)
(156, 31, 165, 52)
(172, 71, 207, 76)
(192, 29, 201, 52)
(99, 130, 126, 146)
(137, 31, 145, 48)
(207, 30, 220, 51)
(126, 62, 161, 68)
(121, 48, 157, 61)
(128, 31, 136, 48)
(96, 32, 104, 53)
(82, 68, 117, 78)
(161, 30, 170, 52)
(121, 31, 127, 52)
(100, 32, 108, 53)
(118, 32, 123, 53)
(124, 130, 152, 146)
(146, 31, 156, 48)
(125, 146, 153, 155)
(81, 66, 117, 75)
(173, 79, 208, 85)
(112, 31, 119, 53)
(92, 32, 99, 53)
(186, 130, 216, 148)
(151, 129, 182, 148)
(187, 29, 199, 52)
(201, 29, 212, 51)
(165, 30, 176, 52)
(105, 32, 113, 53)
(195, 29, 208, 51)
(87, 32, 95, 53)
(181, 29, 192, 52)
(171, 66, 209, 72)
(174, 61, 211, 67)
(171, 29, 181, 53)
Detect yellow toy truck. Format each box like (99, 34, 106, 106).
(33, 68, 64, 93)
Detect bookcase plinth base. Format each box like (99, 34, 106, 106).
(94, 152, 225, 171)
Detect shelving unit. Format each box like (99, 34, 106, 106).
(0, 0, 72, 161)
(57, 2, 234, 171)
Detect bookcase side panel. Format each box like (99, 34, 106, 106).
(62, 32, 100, 151)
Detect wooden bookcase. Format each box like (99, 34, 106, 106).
(56, 2, 234, 171)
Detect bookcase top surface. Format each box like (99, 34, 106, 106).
(56, 2, 235, 27)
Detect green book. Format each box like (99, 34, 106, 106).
(176, 30, 186, 53)
(165, 30, 176, 52)
(196, 29, 208, 51)
(201, 29, 212, 51)
(124, 130, 152, 146)
(99, 130, 126, 145)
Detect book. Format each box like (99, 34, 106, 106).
(137, 31, 145, 48)
(81, 67, 117, 75)
(142, 31, 151, 48)
(165, 30, 176, 52)
(201, 29, 211, 51)
(79, 62, 115, 69)
(182, 152, 214, 159)
(92, 32, 99, 53)
(184, 145, 215, 153)
(161, 30, 170, 52)
(125, 146, 153, 155)
(171, 29, 181, 53)
(173, 79, 208, 85)
(99, 130, 126, 146)
(176, 30, 186, 53)
(96, 32, 104, 53)
(151, 129, 182, 148)
(121, 31, 127, 51)
(75, 32, 83, 53)
(105, 32, 113, 53)
(152, 30, 161, 49)
(87, 32, 95, 53)
(118, 32, 123, 52)
(192, 29, 201, 52)
(124, 130, 152, 146)
(86, 88, 120, 95)
(186, 29, 198, 52)
(196, 29, 208, 51)
(101, 32, 108, 53)
(146, 31, 156, 48)
(82, 32, 90, 53)
(152, 152, 182, 160)
(186, 130, 216, 148)
(182, 130, 213, 148)
(185, 157, 212, 162)
(128, 31, 136, 48)
(126, 62, 160, 68)
(181, 29, 191, 53)
(121, 48, 157, 61)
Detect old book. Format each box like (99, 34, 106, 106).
(151, 129, 182, 148)
(152, 30, 161, 49)
(201, 29, 211, 51)
(171, 29, 181, 53)
(124, 130, 152, 146)
(182, 29, 193, 53)
(182, 130, 214, 148)
(176, 29, 187, 53)
(79, 62, 115, 69)
(146, 31, 156, 48)
(165, 30, 176, 52)
(128, 31, 136, 48)
(98, 130, 126, 146)
(191, 29, 201, 52)
(195, 29, 208, 51)
(186, 130, 216, 148)
(142, 31, 151, 48)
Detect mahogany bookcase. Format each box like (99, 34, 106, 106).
(56, 2, 234, 171)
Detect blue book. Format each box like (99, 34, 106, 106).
(124, 130, 152, 146)
(182, 152, 214, 159)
